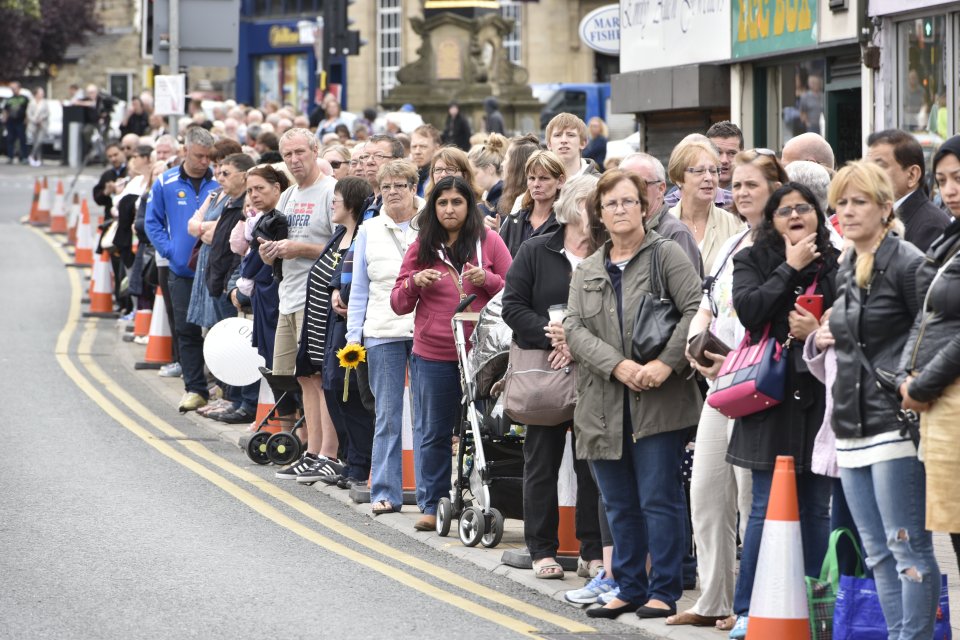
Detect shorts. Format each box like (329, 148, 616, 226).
(272, 309, 304, 376)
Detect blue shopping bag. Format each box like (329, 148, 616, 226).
(833, 573, 952, 639)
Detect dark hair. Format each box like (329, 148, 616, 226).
(211, 138, 243, 163)
(417, 176, 485, 267)
(369, 134, 405, 159)
(247, 164, 290, 193)
(867, 128, 925, 175)
(222, 152, 255, 173)
(335, 176, 373, 222)
(593, 170, 649, 222)
(498, 133, 542, 216)
(259, 150, 283, 164)
(753, 182, 832, 256)
(334, 123, 350, 138)
(256, 131, 279, 151)
(706, 121, 744, 148)
(105, 141, 122, 153)
(134, 144, 154, 158)
(583, 192, 609, 255)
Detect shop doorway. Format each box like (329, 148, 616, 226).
(826, 88, 862, 165)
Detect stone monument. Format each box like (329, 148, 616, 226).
(381, 1, 542, 136)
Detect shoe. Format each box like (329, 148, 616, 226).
(565, 569, 616, 605)
(337, 476, 363, 490)
(597, 586, 621, 605)
(275, 453, 320, 480)
(636, 602, 676, 619)
(178, 392, 207, 413)
(318, 473, 345, 487)
(213, 406, 255, 424)
(159, 362, 182, 378)
(729, 615, 748, 639)
(585, 601, 639, 619)
(133, 335, 148, 345)
(532, 559, 564, 580)
(414, 515, 436, 531)
(296, 457, 343, 484)
(117, 311, 135, 323)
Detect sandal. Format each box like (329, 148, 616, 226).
(372, 500, 397, 515)
(716, 615, 737, 631)
(532, 558, 565, 580)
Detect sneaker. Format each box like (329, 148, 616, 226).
(318, 472, 345, 487)
(597, 586, 621, 606)
(275, 453, 321, 480)
(117, 311, 135, 323)
(133, 335, 149, 345)
(296, 457, 344, 484)
(565, 569, 616, 605)
(337, 476, 364, 490)
(213, 406, 255, 425)
(178, 392, 207, 413)
(729, 615, 748, 639)
(159, 362, 182, 378)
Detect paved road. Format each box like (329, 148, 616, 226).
(0, 166, 649, 640)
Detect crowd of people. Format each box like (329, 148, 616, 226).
(84, 94, 960, 638)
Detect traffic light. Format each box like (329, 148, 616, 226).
(323, 0, 366, 58)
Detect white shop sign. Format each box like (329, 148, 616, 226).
(579, 4, 621, 56)
(619, 0, 731, 73)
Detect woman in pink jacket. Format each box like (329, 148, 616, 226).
(391, 175, 513, 531)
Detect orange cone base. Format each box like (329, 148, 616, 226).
(252, 403, 285, 435)
(402, 449, 416, 492)
(557, 506, 581, 557)
(133, 310, 152, 337)
(141, 336, 173, 365)
(746, 617, 810, 639)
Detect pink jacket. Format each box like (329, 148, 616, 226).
(391, 229, 512, 361)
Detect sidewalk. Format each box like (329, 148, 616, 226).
(113, 320, 960, 639)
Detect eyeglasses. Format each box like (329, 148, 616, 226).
(367, 153, 393, 162)
(600, 198, 641, 212)
(332, 196, 344, 203)
(433, 166, 461, 176)
(644, 179, 664, 186)
(686, 167, 720, 178)
(380, 183, 411, 193)
(774, 203, 816, 218)
(329, 160, 344, 169)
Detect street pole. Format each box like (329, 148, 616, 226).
(169, 0, 179, 136)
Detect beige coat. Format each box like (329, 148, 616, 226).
(669, 201, 746, 275)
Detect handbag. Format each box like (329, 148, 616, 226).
(100, 219, 119, 251)
(502, 342, 576, 426)
(834, 572, 951, 639)
(687, 329, 732, 368)
(806, 528, 865, 640)
(706, 322, 787, 419)
(632, 239, 681, 363)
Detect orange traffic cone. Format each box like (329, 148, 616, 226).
(65, 194, 80, 247)
(24, 178, 40, 225)
(134, 289, 173, 369)
(402, 372, 417, 494)
(35, 176, 52, 227)
(48, 180, 67, 234)
(133, 309, 152, 337)
(67, 199, 94, 267)
(253, 379, 287, 435)
(746, 456, 810, 640)
(83, 251, 118, 317)
(556, 429, 581, 558)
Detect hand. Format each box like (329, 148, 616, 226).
(331, 289, 347, 317)
(483, 215, 500, 231)
(814, 322, 835, 350)
(900, 376, 932, 413)
(462, 263, 486, 287)
(230, 289, 242, 311)
(544, 321, 565, 347)
(692, 350, 727, 381)
(613, 359, 645, 393)
(634, 359, 672, 390)
(547, 345, 572, 370)
(270, 239, 296, 259)
(414, 269, 443, 288)
(258, 239, 277, 264)
(788, 305, 820, 342)
(104, 181, 116, 195)
(785, 232, 821, 271)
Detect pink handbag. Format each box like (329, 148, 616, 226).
(706, 323, 787, 419)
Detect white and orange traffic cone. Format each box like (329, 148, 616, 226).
(65, 194, 80, 247)
(67, 199, 94, 267)
(402, 373, 416, 497)
(48, 180, 67, 234)
(83, 251, 118, 318)
(23, 178, 41, 225)
(134, 289, 173, 369)
(253, 379, 287, 435)
(32, 176, 51, 227)
(745, 455, 811, 640)
(556, 429, 580, 559)
(133, 309, 152, 337)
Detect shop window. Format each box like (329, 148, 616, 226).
(898, 15, 947, 137)
(779, 59, 826, 151)
(500, 1, 522, 66)
(256, 54, 309, 112)
(378, 0, 402, 103)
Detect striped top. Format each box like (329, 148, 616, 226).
(303, 244, 342, 367)
(835, 430, 916, 469)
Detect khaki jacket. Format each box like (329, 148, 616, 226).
(565, 232, 704, 461)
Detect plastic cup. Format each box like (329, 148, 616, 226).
(547, 304, 566, 324)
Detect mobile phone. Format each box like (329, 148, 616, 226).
(796, 294, 824, 320)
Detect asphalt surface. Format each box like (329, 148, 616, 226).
(0, 164, 652, 640)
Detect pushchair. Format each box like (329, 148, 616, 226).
(436, 292, 525, 548)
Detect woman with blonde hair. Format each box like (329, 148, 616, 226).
(321, 143, 351, 180)
(468, 132, 507, 219)
(810, 160, 937, 638)
(499, 150, 565, 257)
(583, 116, 609, 168)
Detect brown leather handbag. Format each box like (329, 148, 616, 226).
(501, 342, 577, 426)
(687, 329, 732, 368)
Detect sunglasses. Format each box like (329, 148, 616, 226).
(329, 160, 344, 169)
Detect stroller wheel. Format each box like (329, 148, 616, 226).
(480, 508, 504, 548)
(246, 431, 272, 465)
(436, 497, 453, 537)
(266, 432, 301, 466)
(458, 506, 485, 547)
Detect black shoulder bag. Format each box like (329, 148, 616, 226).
(632, 239, 682, 363)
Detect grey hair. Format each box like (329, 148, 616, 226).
(279, 127, 319, 152)
(155, 134, 179, 152)
(183, 126, 214, 149)
(785, 160, 832, 212)
(554, 174, 599, 226)
(620, 152, 666, 183)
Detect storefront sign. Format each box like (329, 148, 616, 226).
(579, 5, 620, 56)
(619, 0, 731, 73)
(731, 0, 818, 59)
(269, 25, 302, 48)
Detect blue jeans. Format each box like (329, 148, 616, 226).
(590, 428, 687, 606)
(167, 272, 207, 397)
(841, 457, 940, 639)
(367, 340, 412, 508)
(733, 467, 831, 615)
(410, 355, 460, 515)
(214, 293, 257, 412)
(6, 121, 27, 161)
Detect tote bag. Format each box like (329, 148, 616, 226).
(834, 573, 952, 639)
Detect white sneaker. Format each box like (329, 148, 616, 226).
(133, 335, 148, 345)
(158, 362, 182, 378)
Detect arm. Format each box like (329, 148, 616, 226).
(501, 242, 552, 351)
(144, 179, 171, 259)
(93, 172, 114, 208)
(345, 227, 370, 344)
(731, 250, 798, 334)
(390, 242, 423, 316)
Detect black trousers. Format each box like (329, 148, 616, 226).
(522, 425, 602, 562)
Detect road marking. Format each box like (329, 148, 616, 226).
(32, 226, 597, 637)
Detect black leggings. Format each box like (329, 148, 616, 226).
(952, 533, 960, 572)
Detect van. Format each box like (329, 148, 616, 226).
(532, 83, 634, 140)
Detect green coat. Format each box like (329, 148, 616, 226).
(564, 232, 704, 461)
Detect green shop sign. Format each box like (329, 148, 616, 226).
(732, 0, 818, 59)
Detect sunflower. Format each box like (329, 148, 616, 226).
(336, 344, 367, 401)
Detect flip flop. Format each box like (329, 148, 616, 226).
(371, 500, 396, 515)
(532, 559, 565, 580)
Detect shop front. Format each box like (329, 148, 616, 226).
(236, 21, 316, 113)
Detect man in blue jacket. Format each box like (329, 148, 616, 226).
(145, 126, 218, 412)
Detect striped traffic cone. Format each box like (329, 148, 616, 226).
(65, 194, 80, 247)
(23, 178, 40, 225)
(556, 429, 580, 559)
(402, 372, 416, 495)
(746, 456, 810, 640)
(253, 379, 287, 435)
(67, 199, 94, 267)
(134, 289, 173, 369)
(133, 309, 152, 337)
(83, 251, 118, 318)
(48, 180, 67, 234)
(32, 176, 51, 227)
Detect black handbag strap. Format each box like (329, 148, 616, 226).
(649, 238, 669, 301)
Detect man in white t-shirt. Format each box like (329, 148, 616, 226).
(258, 127, 341, 481)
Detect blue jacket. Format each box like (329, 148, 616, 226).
(145, 165, 218, 277)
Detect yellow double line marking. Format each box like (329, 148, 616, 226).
(34, 228, 595, 638)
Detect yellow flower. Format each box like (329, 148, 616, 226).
(337, 344, 366, 369)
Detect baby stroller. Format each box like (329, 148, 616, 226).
(436, 292, 525, 548)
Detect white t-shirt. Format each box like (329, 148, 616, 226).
(278, 175, 336, 314)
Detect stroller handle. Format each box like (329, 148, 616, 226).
(456, 294, 478, 313)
